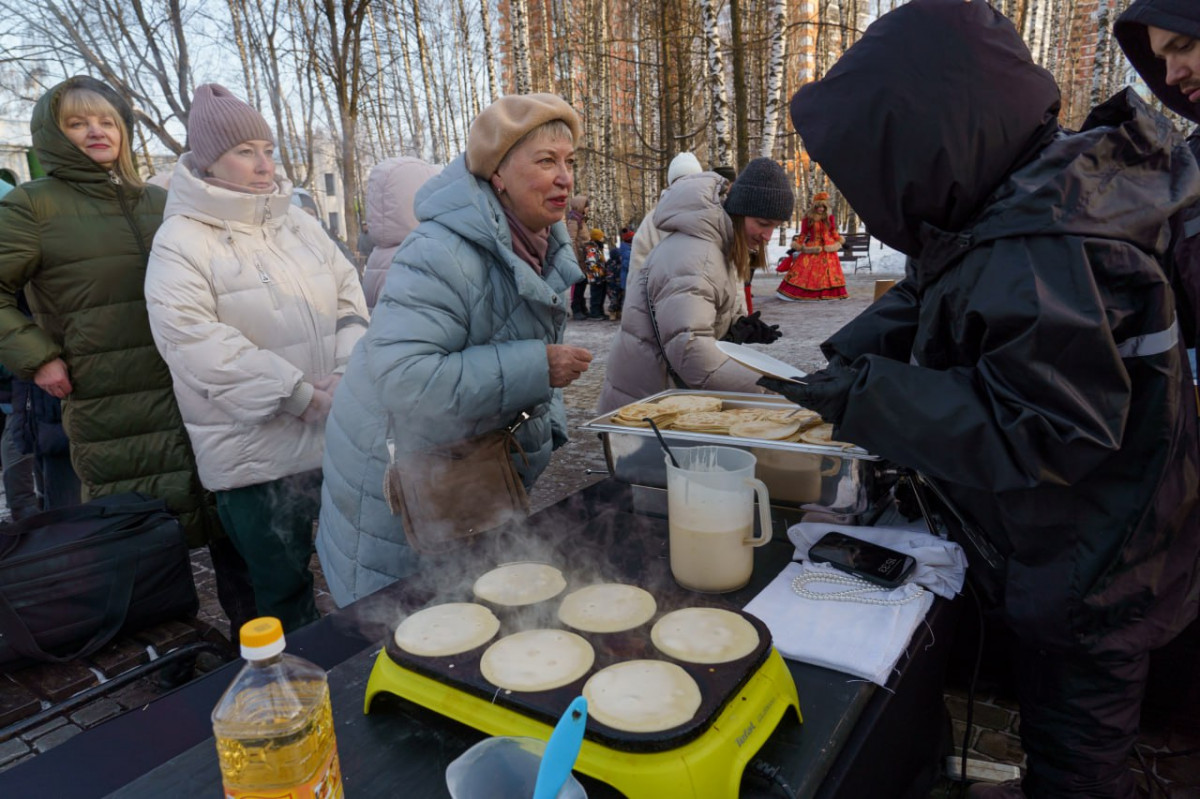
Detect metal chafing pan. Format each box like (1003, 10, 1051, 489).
(581, 390, 880, 515)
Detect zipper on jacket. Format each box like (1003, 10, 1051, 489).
(254, 255, 283, 311)
(110, 170, 148, 257)
(262, 223, 330, 377)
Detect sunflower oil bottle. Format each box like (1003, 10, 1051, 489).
(212, 617, 344, 798)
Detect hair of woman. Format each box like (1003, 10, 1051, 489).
(57, 88, 143, 188)
(728, 215, 767, 282)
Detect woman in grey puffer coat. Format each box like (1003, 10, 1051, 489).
(317, 94, 592, 606)
(597, 159, 795, 413)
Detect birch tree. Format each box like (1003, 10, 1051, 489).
(479, 0, 501, 103)
(510, 0, 533, 94)
(701, 0, 731, 169)
(759, 0, 787, 159)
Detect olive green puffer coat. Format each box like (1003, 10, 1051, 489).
(0, 76, 220, 546)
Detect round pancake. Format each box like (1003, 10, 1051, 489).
(611, 402, 677, 428)
(651, 607, 760, 664)
(720, 408, 769, 421)
(557, 583, 658, 633)
(393, 602, 500, 657)
(669, 411, 731, 433)
(758, 408, 821, 428)
(473, 562, 567, 607)
(654, 395, 724, 414)
(728, 418, 802, 441)
(480, 629, 595, 692)
(583, 660, 702, 733)
(799, 423, 853, 448)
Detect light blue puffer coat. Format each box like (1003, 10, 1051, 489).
(316, 156, 581, 606)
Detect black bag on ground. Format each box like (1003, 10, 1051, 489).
(0, 493, 198, 672)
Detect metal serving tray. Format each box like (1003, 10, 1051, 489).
(581, 390, 880, 516)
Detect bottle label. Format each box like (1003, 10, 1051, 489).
(222, 747, 343, 799)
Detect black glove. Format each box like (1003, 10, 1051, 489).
(756, 361, 858, 425)
(724, 311, 783, 345)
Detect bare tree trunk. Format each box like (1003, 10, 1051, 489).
(759, 0, 788, 159)
(411, 0, 442, 162)
(392, 0, 425, 158)
(702, 0, 732, 170)
(480, 0, 501, 103)
(510, 0, 533, 94)
(730, 0, 749, 169)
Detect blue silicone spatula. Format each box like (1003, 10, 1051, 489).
(532, 695, 588, 799)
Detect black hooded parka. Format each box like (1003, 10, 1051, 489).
(791, 0, 1200, 657)
(1116, 0, 1200, 349)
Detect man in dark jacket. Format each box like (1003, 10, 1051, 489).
(763, 1, 1200, 796)
(1116, 0, 1200, 355)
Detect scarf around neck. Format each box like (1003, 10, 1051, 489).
(502, 205, 550, 276)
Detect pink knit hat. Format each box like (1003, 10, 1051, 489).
(186, 84, 274, 172)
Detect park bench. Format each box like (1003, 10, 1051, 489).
(840, 232, 873, 273)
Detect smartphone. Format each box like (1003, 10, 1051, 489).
(808, 532, 916, 589)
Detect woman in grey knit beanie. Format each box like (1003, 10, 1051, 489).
(596, 157, 796, 412)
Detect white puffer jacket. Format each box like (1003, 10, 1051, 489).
(145, 155, 369, 491)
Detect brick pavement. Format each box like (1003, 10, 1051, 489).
(3, 264, 1198, 795)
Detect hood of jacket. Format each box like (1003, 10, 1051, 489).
(31, 76, 137, 186)
(164, 152, 294, 231)
(366, 156, 441, 248)
(1116, 0, 1200, 123)
(651, 172, 733, 250)
(789, 0, 1060, 258)
(914, 88, 1200, 288)
(414, 155, 580, 295)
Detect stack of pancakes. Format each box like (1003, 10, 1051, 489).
(609, 394, 853, 447)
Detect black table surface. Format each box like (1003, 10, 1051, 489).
(1, 479, 956, 799)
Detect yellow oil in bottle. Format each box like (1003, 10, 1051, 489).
(213, 618, 344, 799)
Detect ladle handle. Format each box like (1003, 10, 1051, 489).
(744, 477, 774, 547)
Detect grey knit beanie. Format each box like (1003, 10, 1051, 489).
(723, 157, 795, 220)
(186, 83, 275, 172)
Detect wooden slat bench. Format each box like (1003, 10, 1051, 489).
(840, 232, 873, 273)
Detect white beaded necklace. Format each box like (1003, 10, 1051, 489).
(791, 571, 926, 606)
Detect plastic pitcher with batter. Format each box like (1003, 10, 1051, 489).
(666, 446, 773, 592)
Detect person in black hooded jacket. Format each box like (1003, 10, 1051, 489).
(1115, 0, 1200, 355)
(762, 1, 1200, 797)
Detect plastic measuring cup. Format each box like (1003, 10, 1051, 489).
(446, 736, 587, 798)
(666, 445, 773, 592)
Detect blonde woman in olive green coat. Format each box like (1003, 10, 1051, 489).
(0, 76, 255, 639)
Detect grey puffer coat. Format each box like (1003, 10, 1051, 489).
(316, 156, 580, 606)
(596, 172, 764, 413)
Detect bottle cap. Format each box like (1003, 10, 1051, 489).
(240, 617, 286, 660)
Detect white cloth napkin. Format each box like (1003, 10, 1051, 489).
(744, 561, 934, 685)
(787, 522, 967, 599)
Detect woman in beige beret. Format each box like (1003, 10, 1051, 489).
(317, 93, 593, 605)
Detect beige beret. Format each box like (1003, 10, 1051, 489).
(466, 93, 583, 179)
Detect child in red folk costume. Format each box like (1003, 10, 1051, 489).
(776, 192, 848, 301)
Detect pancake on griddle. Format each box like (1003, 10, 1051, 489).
(480, 629, 595, 692)
(557, 583, 657, 633)
(393, 602, 500, 657)
(473, 562, 566, 607)
(651, 607, 760, 664)
(583, 660, 702, 732)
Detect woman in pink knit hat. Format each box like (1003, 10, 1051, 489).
(145, 84, 369, 632)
